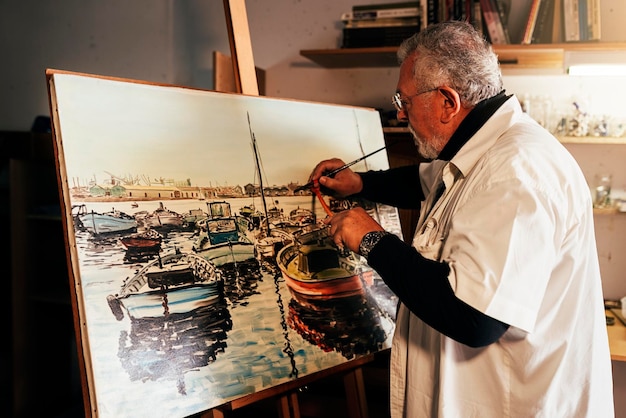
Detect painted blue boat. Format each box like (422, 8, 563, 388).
(78, 208, 138, 235)
(107, 251, 223, 320)
(193, 201, 261, 279)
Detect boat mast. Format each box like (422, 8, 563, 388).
(247, 112, 270, 235)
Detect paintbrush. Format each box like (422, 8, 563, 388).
(295, 146, 386, 192)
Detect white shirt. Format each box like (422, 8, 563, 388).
(390, 96, 614, 417)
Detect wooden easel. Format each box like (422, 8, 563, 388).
(201, 1, 373, 417)
(222, 0, 259, 96)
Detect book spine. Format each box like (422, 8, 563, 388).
(563, 0, 580, 41)
(552, 0, 563, 42)
(532, 0, 556, 44)
(438, 0, 447, 22)
(427, 0, 439, 25)
(465, 0, 474, 22)
(521, 0, 542, 44)
(479, 0, 508, 44)
(344, 17, 420, 28)
(578, 0, 588, 40)
(341, 7, 420, 21)
(587, 0, 601, 41)
(353, 1, 419, 11)
(419, 0, 429, 28)
(493, 0, 511, 42)
(454, 0, 466, 20)
(472, 0, 483, 33)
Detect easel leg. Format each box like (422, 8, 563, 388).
(344, 367, 369, 418)
(201, 407, 227, 418)
(276, 392, 301, 418)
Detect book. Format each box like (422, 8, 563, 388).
(586, 0, 601, 41)
(465, 0, 476, 23)
(563, 0, 580, 41)
(427, 0, 439, 25)
(578, 0, 588, 40)
(530, 0, 557, 44)
(440, 0, 449, 21)
(479, 0, 509, 44)
(352, 1, 419, 11)
(341, 7, 420, 21)
(471, 0, 483, 33)
(551, 0, 563, 42)
(449, 0, 469, 20)
(344, 16, 420, 28)
(493, 0, 511, 42)
(521, 0, 541, 44)
(419, 0, 429, 29)
(493, 0, 509, 27)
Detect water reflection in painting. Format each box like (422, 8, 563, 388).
(73, 196, 398, 417)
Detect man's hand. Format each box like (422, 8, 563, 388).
(324, 207, 383, 254)
(309, 158, 363, 198)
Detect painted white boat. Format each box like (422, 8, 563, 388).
(107, 251, 223, 320)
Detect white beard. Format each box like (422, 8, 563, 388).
(409, 124, 441, 160)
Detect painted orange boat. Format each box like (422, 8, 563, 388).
(275, 224, 366, 298)
(120, 229, 163, 255)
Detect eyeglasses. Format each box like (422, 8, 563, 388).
(392, 87, 439, 112)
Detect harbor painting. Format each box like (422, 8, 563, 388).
(47, 70, 401, 418)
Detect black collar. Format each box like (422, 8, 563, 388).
(437, 91, 511, 161)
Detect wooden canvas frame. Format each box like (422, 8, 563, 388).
(47, 69, 400, 418)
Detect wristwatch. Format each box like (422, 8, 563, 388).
(359, 231, 390, 259)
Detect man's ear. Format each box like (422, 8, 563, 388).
(437, 86, 462, 123)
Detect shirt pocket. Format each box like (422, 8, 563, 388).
(412, 216, 444, 261)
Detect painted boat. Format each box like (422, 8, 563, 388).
(245, 116, 304, 262)
(142, 202, 185, 228)
(207, 242, 255, 264)
(239, 204, 256, 218)
(289, 206, 316, 226)
(182, 207, 207, 228)
(119, 229, 162, 256)
(71, 204, 88, 231)
(254, 221, 300, 261)
(78, 208, 138, 235)
(266, 203, 284, 223)
(193, 216, 253, 250)
(193, 201, 260, 278)
(239, 204, 263, 230)
(106, 251, 223, 321)
(275, 224, 365, 298)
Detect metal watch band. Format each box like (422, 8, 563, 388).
(359, 230, 390, 259)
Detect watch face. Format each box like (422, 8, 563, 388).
(360, 231, 388, 258)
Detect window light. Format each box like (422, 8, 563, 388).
(568, 64, 626, 76)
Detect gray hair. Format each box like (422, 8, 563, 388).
(397, 21, 503, 107)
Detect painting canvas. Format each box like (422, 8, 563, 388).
(47, 70, 401, 418)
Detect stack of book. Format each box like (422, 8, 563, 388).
(423, 0, 479, 28)
(522, 0, 600, 44)
(341, 2, 421, 48)
(563, 0, 601, 42)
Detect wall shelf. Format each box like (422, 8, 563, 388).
(557, 136, 626, 144)
(300, 46, 399, 68)
(383, 128, 626, 145)
(301, 42, 626, 69)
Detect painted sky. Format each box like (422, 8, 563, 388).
(50, 72, 388, 190)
